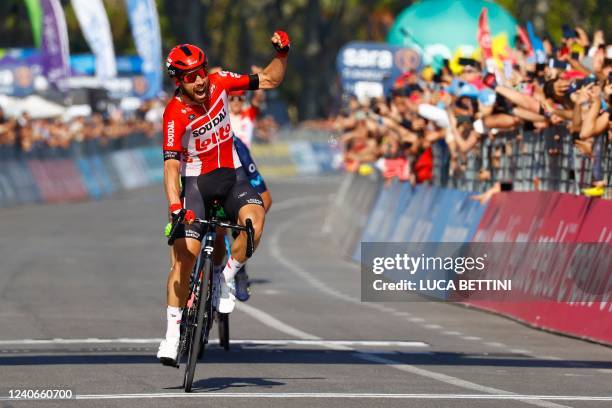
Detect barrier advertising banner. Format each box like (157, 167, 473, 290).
(28, 159, 88, 203)
(341, 171, 610, 344)
(467, 192, 612, 345)
(4, 160, 41, 204)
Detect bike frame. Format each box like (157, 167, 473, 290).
(167, 206, 254, 392)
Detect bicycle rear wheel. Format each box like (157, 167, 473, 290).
(218, 313, 230, 350)
(183, 257, 213, 392)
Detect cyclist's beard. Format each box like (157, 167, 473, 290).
(182, 83, 208, 105)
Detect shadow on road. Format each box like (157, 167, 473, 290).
(192, 376, 283, 392)
(248, 278, 271, 286)
(1, 347, 611, 370)
(163, 376, 323, 392)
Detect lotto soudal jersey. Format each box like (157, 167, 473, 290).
(163, 71, 258, 176)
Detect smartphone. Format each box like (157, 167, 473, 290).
(581, 76, 597, 87)
(549, 59, 568, 69)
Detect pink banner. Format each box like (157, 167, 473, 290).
(467, 192, 612, 345)
(28, 159, 88, 203)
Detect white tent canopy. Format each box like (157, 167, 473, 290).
(0, 95, 66, 119)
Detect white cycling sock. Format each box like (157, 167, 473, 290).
(222, 256, 243, 282)
(165, 306, 182, 340)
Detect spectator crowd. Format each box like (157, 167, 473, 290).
(0, 99, 164, 159)
(334, 27, 612, 200)
(0, 81, 279, 161)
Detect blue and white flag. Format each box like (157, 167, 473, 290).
(71, 0, 117, 80)
(526, 22, 546, 64)
(124, 0, 162, 99)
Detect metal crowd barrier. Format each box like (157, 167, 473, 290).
(323, 171, 382, 258)
(432, 127, 611, 198)
(0, 132, 160, 162)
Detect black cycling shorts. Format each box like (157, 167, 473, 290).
(174, 167, 263, 241)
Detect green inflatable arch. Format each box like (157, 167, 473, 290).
(387, 0, 517, 63)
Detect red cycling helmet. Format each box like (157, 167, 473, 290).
(166, 44, 207, 78)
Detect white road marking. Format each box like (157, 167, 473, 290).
(443, 331, 463, 336)
(0, 338, 164, 345)
(510, 349, 531, 354)
(231, 340, 428, 348)
(485, 342, 506, 348)
(269, 209, 573, 408)
(235, 302, 321, 340)
(357, 353, 571, 408)
(408, 317, 425, 322)
(1, 392, 603, 402)
(462, 336, 483, 341)
(424, 324, 443, 329)
(0, 338, 428, 348)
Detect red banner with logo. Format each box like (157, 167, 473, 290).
(28, 159, 88, 203)
(467, 192, 612, 345)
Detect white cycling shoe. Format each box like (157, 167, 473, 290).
(215, 273, 236, 313)
(157, 337, 180, 366)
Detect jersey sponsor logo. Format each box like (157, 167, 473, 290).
(218, 71, 240, 78)
(193, 123, 232, 152)
(188, 114, 196, 120)
(164, 150, 181, 161)
(185, 229, 200, 239)
(192, 107, 234, 153)
(247, 198, 263, 205)
(248, 163, 257, 173)
(166, 120, 175, 146)
(192, 109, 227, 137)
(250, 175, 263, 187)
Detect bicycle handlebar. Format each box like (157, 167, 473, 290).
(167, 214, 255, 259)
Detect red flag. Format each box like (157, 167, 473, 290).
(477, 8, 493, 60)
(516, 25, 534, 56)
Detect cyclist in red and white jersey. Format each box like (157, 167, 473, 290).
(157, 31, 290, 366)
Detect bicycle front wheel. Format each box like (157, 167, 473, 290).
(183, 257, 213, 392)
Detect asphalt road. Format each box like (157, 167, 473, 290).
(0, 175, 610, 408)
